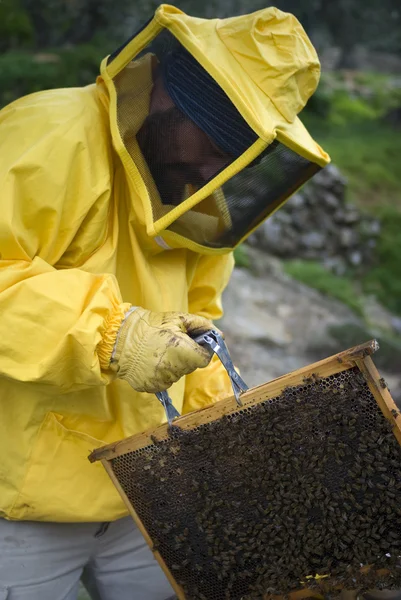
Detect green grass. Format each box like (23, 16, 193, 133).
(303, 70, 401, 208)
(299, 79, 401, 317)
(0, 44, 106, 108)
(303, 116, 401, 208)
(362, 206, 401, 315)
(283, 260, 364, 316)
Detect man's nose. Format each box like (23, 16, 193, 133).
(199, 156, 231, 182)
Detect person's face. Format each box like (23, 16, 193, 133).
(136, 106, 232, 206)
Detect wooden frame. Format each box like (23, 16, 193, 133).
(89, 340, 401, 600)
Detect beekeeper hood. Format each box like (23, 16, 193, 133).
(100, 4, 330, 254)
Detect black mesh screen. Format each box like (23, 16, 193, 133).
(168, 142, 320, 248)
(112, 28, 320, 249)
(135, 101, 235, 209)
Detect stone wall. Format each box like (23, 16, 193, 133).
(247, 164, 381, 275)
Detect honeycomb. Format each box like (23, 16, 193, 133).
(111, 367, 401, 599)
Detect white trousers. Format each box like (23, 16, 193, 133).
(0, 517, 175, 600)
(1, 516, 399, 600)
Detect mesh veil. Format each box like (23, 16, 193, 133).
(112, 30, 320, 250)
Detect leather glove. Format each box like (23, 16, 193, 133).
(110, 308, 215, 393)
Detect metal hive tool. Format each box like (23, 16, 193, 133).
(89, 340, 401, 600)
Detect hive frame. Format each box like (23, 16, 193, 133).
(90, 340, 401, 600)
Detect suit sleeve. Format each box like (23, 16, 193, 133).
(183, 252, 235, 413)
(0, 89, 129, 392)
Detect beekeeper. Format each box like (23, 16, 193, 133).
(0, 4, 329, 599)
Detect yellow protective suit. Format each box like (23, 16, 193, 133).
(0, 81, 234, 522)
(0, 4, 329, 523)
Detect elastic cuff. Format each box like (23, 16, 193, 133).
(110, 306, 138, 363)
(98, 302, 132, 370)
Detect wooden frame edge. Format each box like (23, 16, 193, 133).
(356, 355, 401, 445)
(101, 459, 186, 599)
(89, 340, 378, 462)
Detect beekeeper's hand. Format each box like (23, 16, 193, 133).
(110, 308, 214, 393)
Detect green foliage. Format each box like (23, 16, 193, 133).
(304, 81, 332, 119)
(305, 71, 401, 126)
(1, 0, 401, 57)
(18, 0, 135, 47)
(301, 72, 401, 206)
(284, 260, 364, 315)
(0, 45, 106, 108)
(0, 0, 34, 51)
(303, 114, 401, 207)
(328, 92, 378, 125)
(362, 207, 401, 315)
(233, 245, 251, 269)
(352, 72, 401, 115)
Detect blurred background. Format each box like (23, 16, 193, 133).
(1, 0, 401, 398)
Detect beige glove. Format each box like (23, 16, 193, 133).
(110, 308, 215, 393)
